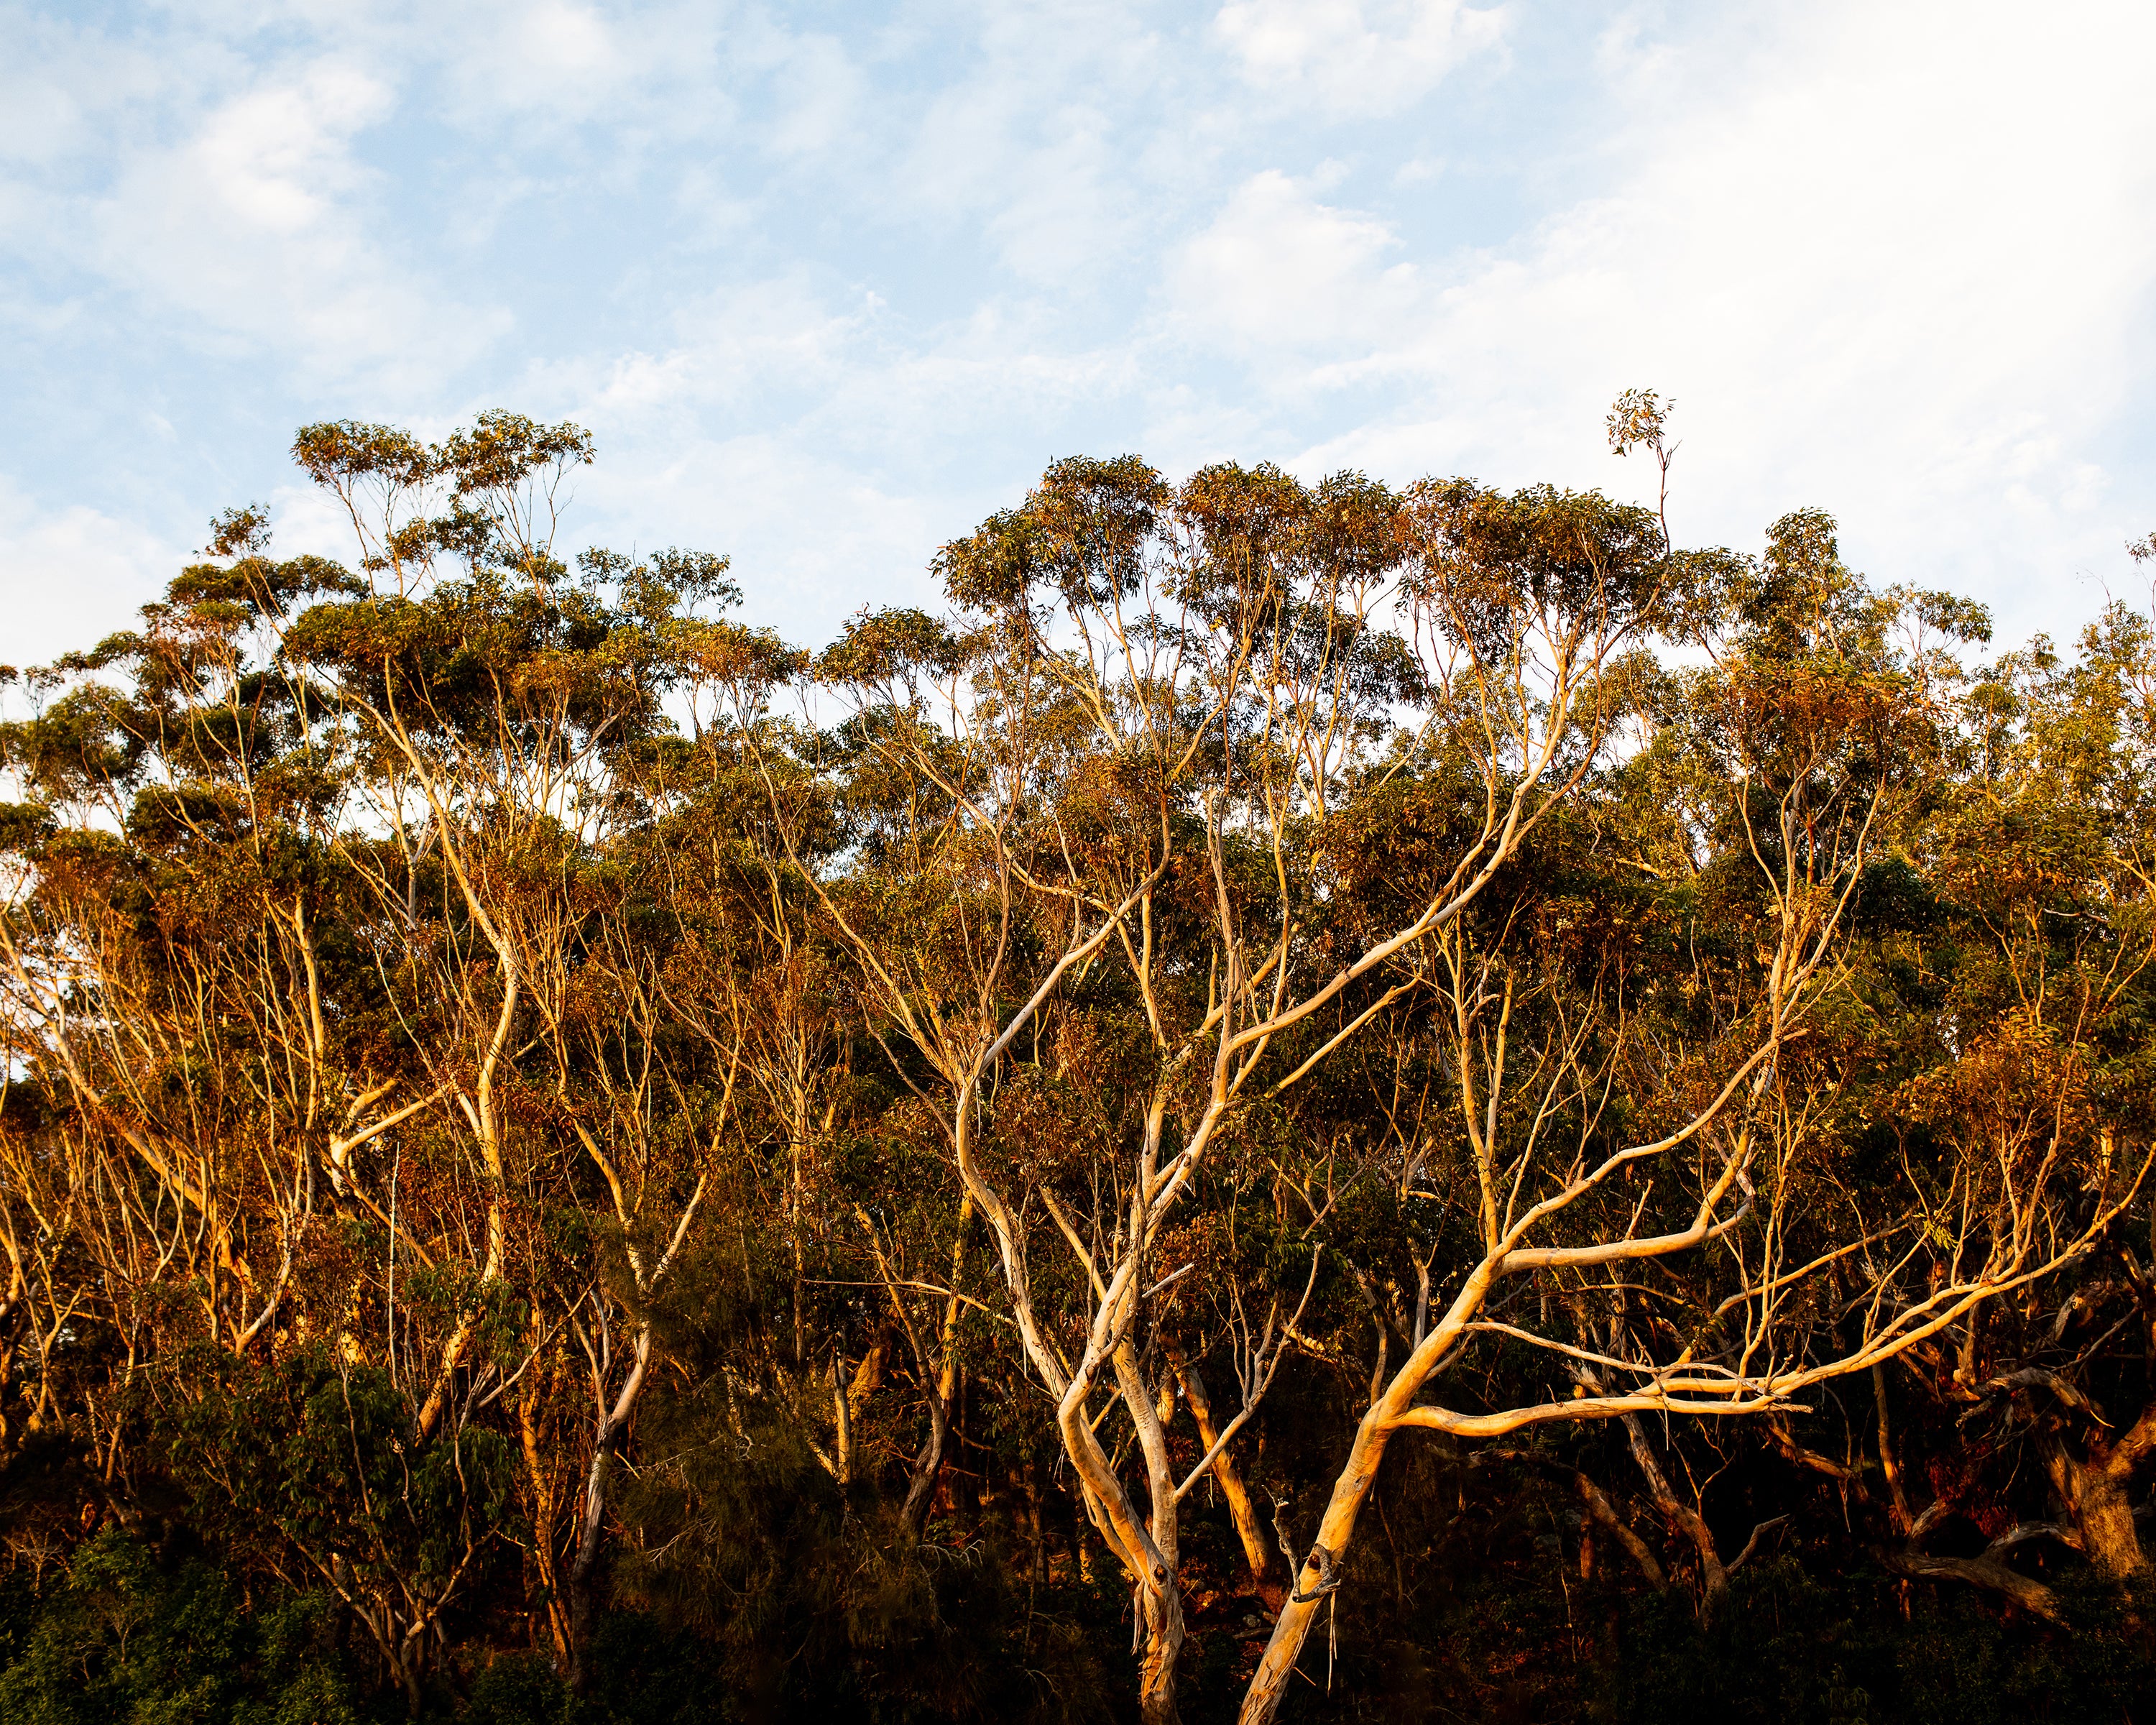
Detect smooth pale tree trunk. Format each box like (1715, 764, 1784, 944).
(900, 1376, 953, 1535)
(1138, 1582, 1186, 1725)
(517, 1389, 572, 1662)
(1573, 1468, 1666, 1588)
(1171, 1348, 1270, 1588)
(1618, 1410, 1728, 1606)
(1237, 1396, 1390, 1725)
(566, 1330, 652, 1690)
(1136, 1448, 1187, 1725)
(903, 1204, 974, 1535)
(1873, 1363, 1913, 1534)
(1883, 1542, 2063, 1619)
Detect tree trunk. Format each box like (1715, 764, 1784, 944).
(2037, 1404, 2155, 1580)
(566, 1329, 653, 1689)
(832, 1353, 853, 1486)
(1618, 1410, 1727, 1606)
(563, 1443, 612, 1690)
(1881, 1545, 2061, 1620)
(1172, 1350, 1270, 1584)
(517, 1386, 571, 1662)
(1138, 1581, 1185, 1725)
(1873, 1363, 1912, 1535)
(1571, 1466, 1665, 1588)
(900, 1392, 949, 1535)
(1475, 1449, 1666, 1588)
(1239, 1401, 1389, 1725)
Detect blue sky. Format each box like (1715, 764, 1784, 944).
(3, 0, 2153, 666)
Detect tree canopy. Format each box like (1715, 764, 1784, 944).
(1, 407, 2152, 1725)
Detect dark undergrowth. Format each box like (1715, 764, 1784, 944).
(4, 1524, 2148, 1725)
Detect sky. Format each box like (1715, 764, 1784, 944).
(2, 0, 2153, 668)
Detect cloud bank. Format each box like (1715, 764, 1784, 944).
(1, 0, 2151, 668)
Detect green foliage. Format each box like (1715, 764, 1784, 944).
(0, 1532, 369, 1725)
(6, 408, 2155, 1725)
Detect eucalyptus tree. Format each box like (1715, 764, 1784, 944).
(774, 446, 1787, 1721)
(1235, 500, 2147, 1721)
(1853, 593, 2156, 1591)
(6, 402, 2152, 1721)
(0, 413, 758, 1698)
(776, 439, 2147, 1722)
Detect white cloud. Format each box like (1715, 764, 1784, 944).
(83, 61, 512, 387)
(427, 0, 717, 132)
(0, 480, 178, 671)
(1167, 167, 1416, 357)
(757, 32, 871, 160)
(0, 36, 512, 393)
(189, 64, 389, 234)
(1213, 0, 1506, 114)
(893, 3, 1185, 288)
(1175, 0, 2156, 636)
(516, 1, 624, 87)
(579, 431, 944, 639)
(497, 272, 1153, 641)
(0, 9, 183, 170)
(3, 0, 2152, 667)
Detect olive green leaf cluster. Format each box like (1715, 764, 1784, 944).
(0, 411, 2150, 1725)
